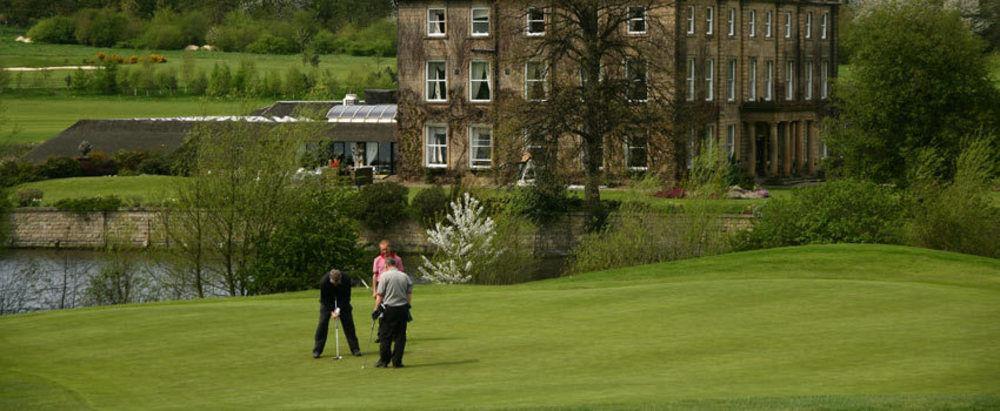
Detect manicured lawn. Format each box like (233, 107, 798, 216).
(1, 244, 998, 409)
(1, 96, 265, 144)
(14, 175, 186, 206)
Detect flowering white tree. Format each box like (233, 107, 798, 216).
(418, 193, 500, 284)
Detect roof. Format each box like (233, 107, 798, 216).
(326, 104, 397, 124)
(250, 101, 339, 118)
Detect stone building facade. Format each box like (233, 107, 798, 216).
(396, 0, 839, 182)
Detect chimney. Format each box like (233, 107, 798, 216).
(343, 94, 359, 106)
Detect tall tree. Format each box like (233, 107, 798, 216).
(500, 0, 682, 212)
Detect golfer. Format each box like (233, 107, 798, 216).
(372, 257, 412, 368)
(313, 269, 361, 359)
(371, 239, 404, 298)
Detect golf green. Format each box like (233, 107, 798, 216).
(1, 244, 998, 409)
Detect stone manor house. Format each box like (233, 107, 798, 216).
(395, 0, 840, 182)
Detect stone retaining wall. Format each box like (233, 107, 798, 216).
(7, 209, 753, 254)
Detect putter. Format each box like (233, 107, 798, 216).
(333, 304, 343, 360)
(362, 317, 377, 369)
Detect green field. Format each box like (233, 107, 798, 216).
(14, 175, 186, 206)
(0, 28, 395, 90)
(1, 244, 998, 409)
(1, 96, 266, 144)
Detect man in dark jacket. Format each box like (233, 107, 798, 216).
(313, 269, 361, 358)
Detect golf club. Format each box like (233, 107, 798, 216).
(333, 304, 342, 360)
(362, 316, 377, 369)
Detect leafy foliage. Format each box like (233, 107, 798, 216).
(410, 185, 450, 227)
(53, 195, 124, 212)
(355, 182, 409, 233)
(419, 193, 500, 284)
(26, 16, 77, 44)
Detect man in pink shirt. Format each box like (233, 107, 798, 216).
(372, 239, 404, 298)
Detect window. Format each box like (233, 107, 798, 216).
(469, 125, 492, 168)
(805, 60, 814, 100)
(806, 13, 812, 39)
(426, 61, 447, 102)
(428, 8, 446, 37)
(686, 58, 696, 101)
(727, 59, 736, 101)
(626, 59, 648, 102)
(705, 59, 714, 101)
(785, 61, 794, 101)
(628, 6, 647, 34)
(765, 11, 772, 38)
(471, 8, 490, 36)
(527, 7, 545, 35)
(425, 125, 448, 167)
(821, 60, 829, 99)
(728, 8, 736, 36)
(706, 7, 714, 35)
(470, 61, 491, 102)
(784, 12, 792, 38)
(749, 10, 756, 37)
(765, 60, 774, 101)
(726, 124, 736, 158)
(525, 61, 548, 101)
(625, 133, 648, 170)
(687, 6, 695, 34)
(748, 58, 757, 101)
(821, 12, 829, 39)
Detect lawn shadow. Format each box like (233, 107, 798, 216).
(403, 359, 479, 369)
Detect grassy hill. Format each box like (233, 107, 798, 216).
(1, 244, 998, 409)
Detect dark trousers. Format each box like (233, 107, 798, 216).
(378, 305, 409, 366)
(314, 305, 359, 355)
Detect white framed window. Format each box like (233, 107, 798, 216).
(765, 60, 774, 101)
(748, 58, 757, 101)
(806, 12, 813, 39)
(686, 58, 696, 101)
(425, 124, 448, 168)
(821, 60, 829, 99)
(525, 61, 548, 101)
(626, 59, 648, 102)
(705, 59, 714, 102)
(765, 10, 772, 38)
(728, 8, 736, 36)
(726, 124, 736, 158)
(628, 6, 647, 34)
(687, 6, 695, 34)
(469, 125, 492, 168)
(428, 8, 447, 37)
(749, 10, 756, 37)
(526, 7, 546, 36)
(785, 61, 794, 101)
(426, 61, 447, 102)
(469, 60, 491, 102)
(821, 140, 829, 158)
(727, 59, 736, 101)
(805, 60, 814, 100)
(821, 12, 829, 39)
(706, 7, 714, 35)
(625, 133, 648, 170)
(784, 12, 792, 38)
(471, 8, 490, 36)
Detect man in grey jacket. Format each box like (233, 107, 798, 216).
(371, 257, 412, 368)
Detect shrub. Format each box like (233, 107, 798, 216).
(418, 193, 500, 284)
(246, 33, 298, 55)
(113, 150, 148, 175)
(74, 8, 130, 47)
(0, 160, 39, 187)
(356, 182, 409, 232)
(735, 180, 905, 250)
(138, 23, 186, 50)
(569, 201, 730, 274)
(205, 11, 262, 52)
(137, 152, 171, 175)
(38, 157, 83, 179)
(54, 195, 123, 212)
(411, 185, 450, 227)
(310, 30, 337, 54)
(15, 189, 43, 207)
(27, 16, 77, 44)
(79, 152, 118, 176)
(508, 182, 572, 225)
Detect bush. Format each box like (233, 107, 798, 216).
(54, 195, 123, 212)
(113, 150, 147, 175)
(411, 185, 450, 227)
(0, 160, 39, 187)
(735, 180, 905, 250)
(15, 189, 43, 207)
(246, 34, 298, 55)
(38, 157, 83, 179)
(137, 152, 172, 175)
(138, 23, 186, 50)
(27, 16, 77, 44)
(310, 30, 337, 54)
(205, 11, 262, 52)
(79, 152, 118, 176)
(74, 8, 130, 47)
(356, 182, 409, 232)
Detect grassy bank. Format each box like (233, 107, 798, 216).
(13, 175, 186, 206)
(1, 244, 998, 409)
